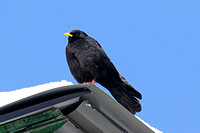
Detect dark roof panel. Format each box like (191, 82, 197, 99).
(0, 84, 155, 133)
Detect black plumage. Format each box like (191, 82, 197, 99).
(65, 30, 142, 114)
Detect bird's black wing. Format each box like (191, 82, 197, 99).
(86, 37, 142, 99)
(84, 37, 120, 78)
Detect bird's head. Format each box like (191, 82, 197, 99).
(64, 30, 88, 42)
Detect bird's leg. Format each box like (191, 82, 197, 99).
(91, 78, 96, 84)
(83, 78, 96, 84)
(83, 81, 88, 84)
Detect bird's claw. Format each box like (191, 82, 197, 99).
(83, 81, 88, 84)
(83, 78, 96, 84)
(91, 78, 96, 84)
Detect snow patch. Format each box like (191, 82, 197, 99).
(136, 116, 163, 133)
(0, 80, 73, 107)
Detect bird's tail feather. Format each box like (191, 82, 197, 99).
(99, 78, 142, 114)
(119, 74, 142, 100)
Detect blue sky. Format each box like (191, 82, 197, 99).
(1, 0, 200, 132)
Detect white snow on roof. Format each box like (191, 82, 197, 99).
(0, 80, 73, 107)
(136, 116, 163, 133)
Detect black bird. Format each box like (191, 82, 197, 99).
(64, 30, 142, 114)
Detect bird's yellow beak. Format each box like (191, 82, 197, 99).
(64, 33, 73, 37)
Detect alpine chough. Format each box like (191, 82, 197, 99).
(64, 30, 142, 114)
